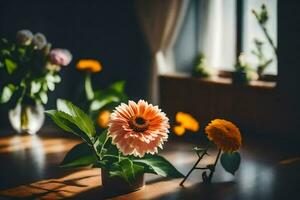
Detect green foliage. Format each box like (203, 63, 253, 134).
(4, 58, 17, 74)
(89, 81, 128, 113)
(110, 159, 145, 184)
(109, 81, 125, 93)
(0, 84, 16, 103)
(252, 3, 277, 62)
(61, 142, 97, 168)
(251, 39, 273, 76)
(252, 4, 268, 25)
(134, 154, 184, 178)
(192, 53, 210, 78)
(56, 99, 96, 138)
(45, 110, 93, 144)
(46, 99, 182, 184)
(220, 152, 241, 175)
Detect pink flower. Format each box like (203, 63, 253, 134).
(108, 100, 170, 157)
(49, 49, 72, 66)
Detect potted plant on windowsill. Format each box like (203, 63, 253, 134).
(232, 53, 258, 84)
(46, 99, 183, 195)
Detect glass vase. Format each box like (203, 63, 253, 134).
(8, 103, 45, 134)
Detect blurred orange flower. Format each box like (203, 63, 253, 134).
(76, 59, 102, 73)
(205, 119, 242, 152)
(97, 110, 111, 128)
(173, 112, 199, 136)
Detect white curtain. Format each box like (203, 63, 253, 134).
(197, 0, 236, 71)
(136, 0, 189, 103)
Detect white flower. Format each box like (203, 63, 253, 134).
(16, 30, 33, 45)
(32, 33, 47, 49)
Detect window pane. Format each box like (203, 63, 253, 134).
(174, 0, 236, 73)
(173, 0, 198, 73)
(242, 0, 277, 75)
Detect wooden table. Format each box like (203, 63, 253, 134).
(0, 131, 299, 200)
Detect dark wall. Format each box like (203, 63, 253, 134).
(0, 0, 151, 129)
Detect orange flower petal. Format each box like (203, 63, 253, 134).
(76, 59, 102, 73)
(175, 112, 199, 132)
(205, 119, 242, 152)
(97, 110, 111, 128)
(108, 100, 170, 157)
(173, 125, 185, 136)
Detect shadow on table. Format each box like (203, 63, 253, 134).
(151, 181, 236, 200)
(0, 168, 102, 200)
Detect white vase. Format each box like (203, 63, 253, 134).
(8, 103, 45, 134)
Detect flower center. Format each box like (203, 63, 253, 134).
(129, 116, 149, 132)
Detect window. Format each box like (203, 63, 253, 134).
(242, 0, 277, 75)
(174, 0, 277, 76)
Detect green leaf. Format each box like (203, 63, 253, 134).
(134, 154, 184, 178)
(93, 130, 109, 158)
(39, 91, 48, 104)
(4, 58, 17, 74)
(53, 75, 61, 83)
(220, 152, 241, 175)
(30, 81, 41, 95)
(46, 74, 56, 91)
(90, 97, 120, 111)
(96, 130, 108, 147)
(47, 81, 55, 91)
(45, 110, 92, 144)
(109, 81, 125, 93)
(110, 159, 144, 184)
(56, 99, 96, 138)
(61, 142, 96, 168)
(18, 47, 26, 58)
(0, 84, 16, 103)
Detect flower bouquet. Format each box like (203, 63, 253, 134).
(46, 99, 183, 194)
(0, 29, 72, 134)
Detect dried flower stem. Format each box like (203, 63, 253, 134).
(206, 149, 222, 183)
(180, 149, 207, 186)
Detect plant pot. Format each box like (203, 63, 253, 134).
(8, 103, 45, 134)
(232, 71, 248, 84)
(101, 169, 145, 195)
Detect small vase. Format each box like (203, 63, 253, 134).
(101, 169, 145, 195)
(8, 103, 45, 134)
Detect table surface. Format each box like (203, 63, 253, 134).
(0, 131, 299, 200)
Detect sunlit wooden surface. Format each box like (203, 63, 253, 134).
(0, 131, 299, 200)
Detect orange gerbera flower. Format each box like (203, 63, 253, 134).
(108, 100, 170, 157)
(76, 59, 102, 73)
(205, 119, 242, 152)
(173, 112, 199, 136)
(97, 110, 111, 128)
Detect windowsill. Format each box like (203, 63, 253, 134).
(159, 72, 277, 90)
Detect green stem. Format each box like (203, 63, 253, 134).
(84, 72, 94, 101)
(180, 149, 208, 186)
(260, 25, 277, 56)
(98, 135, 109, 160)
(20, 105, 29, 132)
(253, 11, 277, 57)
